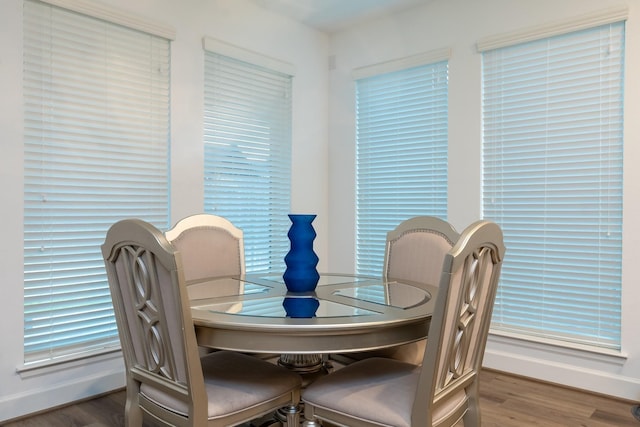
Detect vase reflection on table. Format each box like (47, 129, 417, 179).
(282, 296, 319, 318)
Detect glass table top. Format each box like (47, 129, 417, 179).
(258, 274, 370, 287)
(193, 296, 380, 318)
(188, 274, 432, 319)
(333, 282, 431, 309)
(187, 277, 271, 300)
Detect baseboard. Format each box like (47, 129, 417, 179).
(483, 334, 640, 401)
(0, 369, 125, 423)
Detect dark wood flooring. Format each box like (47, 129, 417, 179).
(2, 369, 638, 426)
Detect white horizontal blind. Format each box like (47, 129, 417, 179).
(356, 61, 449, 275)
(204, 52, 292, 273)
(23, 0, 170, 364)
(482, 22, 624, 349)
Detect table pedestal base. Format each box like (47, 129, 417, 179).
(273, 354, 333, 426)
(277, 353, 324, 374)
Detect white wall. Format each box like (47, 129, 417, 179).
(326, 0, 640, 400)
(0, 0, 329, 421)
(3, 0, 640, 421)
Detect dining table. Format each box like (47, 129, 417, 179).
(189, 273, 437, 373)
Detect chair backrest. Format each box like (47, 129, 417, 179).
(384, 216, 460, 288)
(102, 219, 208, 422)
(165, 214, 245, 283)
(413, 220, 505, 426)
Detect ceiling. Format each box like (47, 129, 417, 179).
(248, 0, 430, 33)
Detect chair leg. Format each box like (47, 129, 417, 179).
(124, 396, 143, 427)
(463, 396, 480, 427)
(302, 403, 322, 427)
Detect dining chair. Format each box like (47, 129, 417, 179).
(102, 219, 302, 427)
(165, 213, 245, 285)
(302, 220, 505, 427)
(335, 216, 460, 365)
(166, 213, 277, 359)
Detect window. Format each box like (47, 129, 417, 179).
(23, 0, 171, 365)
(481, 21, 624, 349)
(203, 39, 293, 273)
(355, 56, 449, 276)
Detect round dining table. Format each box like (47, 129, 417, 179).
(189, 273, 437, 367)
(190, 273, 437, 426)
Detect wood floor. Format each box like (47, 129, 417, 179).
(3, 369, 639, 426)
(479, 369, 638, 427)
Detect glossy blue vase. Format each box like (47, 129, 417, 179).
(283, 214, 320, 292)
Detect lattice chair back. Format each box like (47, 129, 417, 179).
(102, 219, 207, 426)
(414, 220, 505, 427)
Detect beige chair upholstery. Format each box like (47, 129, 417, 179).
(384, 216, 459, 287)
(302, 220, 505, 427)
(165, 214, 245, 285)
(337, 216, 459, 365)
(102, 219, 301, 427)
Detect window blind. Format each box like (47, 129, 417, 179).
(482, 22, 624, 349)
(203, 51, 292, 273)
(356, 61, 449, 276)
(23, 0, 170, 365)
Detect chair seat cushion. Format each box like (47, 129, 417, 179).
(141, 350, 301, 420)
(302, 357, 466, 427)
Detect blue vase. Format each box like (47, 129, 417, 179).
(283, 214, 320, 292)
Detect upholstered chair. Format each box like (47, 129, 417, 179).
(102, 219, 301, 427)
(337, 216, 459, 365)
(302, 220, 505, 427)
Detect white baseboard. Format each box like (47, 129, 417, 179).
(483, 333, 640, 401)
(0, 369, 125, 423)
